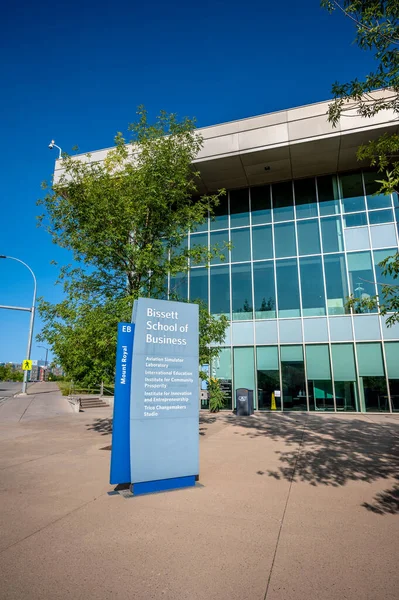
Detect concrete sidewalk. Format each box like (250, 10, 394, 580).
(0, 398, 398, 599)
(0, 381, 73, 425)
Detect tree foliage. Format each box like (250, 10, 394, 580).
(38, 108, 228, 385)
(322, 1, 399, 321)
(0, 365, 23, 382)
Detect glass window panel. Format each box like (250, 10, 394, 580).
(189, 268, 208, 305)
(357, 343, 388, 412)
(384, 342, 399, 378)
(340, 172, 366, 213)
(191, 196, 208, 232)
(281, 345, 307, 411)
(210, 195, 228, 230)
(212, 348, 232, 409)
(306, 344, 334, 412)
(357, 343, 384, 376)
(389, 379, 399, 411)
(347, 251, 376, 313)
(331, 343, 356, 380)
(324, 254, 349, 315)
(274, 222, 296, 258)
(276, 259, 300, 318)
(210, 230, 229, 265)
(252, 225, 273, 260)
(231, 228, 251, 262)
(321, 217, 344, 252)
(332, 344, 359, 411)
(363, 171, 392, 210)
(305, 344, 331, 379)
(368, 209, 394, 225)
(169, 272, 188, 300)
(300, 257, 326, 316)
(253, 262, 276, 319)
(231, 263, 253, 320)
(344, 212, 367, 228)
(233, 347, 255, 407)
(272, 181, 294, 222)
(230, 188, 249, 228)
(297, 219, 321, 255)
(257, 346, 280, 410)
(394, 193, 399, 208)
(190, 233, 208, 266)
(210, 265, 230, 318)
(317, 174, 340, 216)
(251, 185, 271, 225)
(374, 248, 397, 294)
(170, 235, 188, 258)
(294, 178, 318, 219)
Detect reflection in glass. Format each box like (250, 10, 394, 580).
(281, 345, 307, 411)
(347, 252, 376, 313)
(368, 209, 394, 225)
(321, 217, 343, 252)
(257, 346, 280, 410)
(274, 222, 296, 258)
(252, 225, 273, 260)
(317, 174, 340, 216)
(210, 230, 229, 265)
(344, 212, 367, 227)
(272, 181, 294, 222)
(306, 345, 334, 411)
(169, 272, 188, 300)
(356, 343, 388, 412)
(231, 228, 251, 262)
(253, 262, 276, 319)
(233, 347, 255, 407)
(276, 259, 300, 318)
(210, 194, 228, 230)
(300, 257, 326, 316)
(363, 171, 392, 210)
(231, 263, 253, 320)
(212, 348, 232, 409)
(324, 254, 349, 315)
(374, 248, 397, 297)
(190, 233, 208, 266)
(210, 266, 230, 318)
(251, 185, 271, 225)
(230, 188, 249, 227)
(294, 177, 318, 219)
(297, 219, 321, 255)
(340, 172, 366, 213)
(189, 268, 208, 305)
(331, 344, 359, 411)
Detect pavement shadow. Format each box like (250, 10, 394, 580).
(87, 418, 113, 435)
(227, 412, 399, 515)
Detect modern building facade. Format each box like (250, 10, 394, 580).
(54, 92, 399, 413)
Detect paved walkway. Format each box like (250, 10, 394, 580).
(0, 381, 73, 426)
(0, 390, 398, 599)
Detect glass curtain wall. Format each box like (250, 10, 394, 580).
(257, 346, 280, 410)
(280, 346, 307, 411)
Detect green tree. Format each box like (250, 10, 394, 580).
(322, 1, 399, 322)
(321, 0, 399, 193)
(38, 107, 228, 385)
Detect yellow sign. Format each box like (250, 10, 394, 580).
(271, 392, 276, 411)
(22, 360, 32, 371)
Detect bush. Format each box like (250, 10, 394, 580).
(209, 378, 225, 413)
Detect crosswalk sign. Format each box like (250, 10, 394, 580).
(22, 360, 32, 371)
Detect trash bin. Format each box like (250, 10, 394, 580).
(236, 388, 254, 416)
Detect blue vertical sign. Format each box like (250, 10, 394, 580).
(110, 322, 135, 484)
(130, 298, 199, 495)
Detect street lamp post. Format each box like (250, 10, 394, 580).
(0, 255, 37, 394)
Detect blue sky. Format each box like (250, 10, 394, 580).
(0, 0, 377, 364)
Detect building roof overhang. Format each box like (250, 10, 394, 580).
(54, 91, 398, 192)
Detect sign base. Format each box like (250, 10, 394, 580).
(131, 475, 196, 496)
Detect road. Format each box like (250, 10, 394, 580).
(0, 381, 22, 404)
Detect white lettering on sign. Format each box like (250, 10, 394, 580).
(122, 325, 132, 332)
